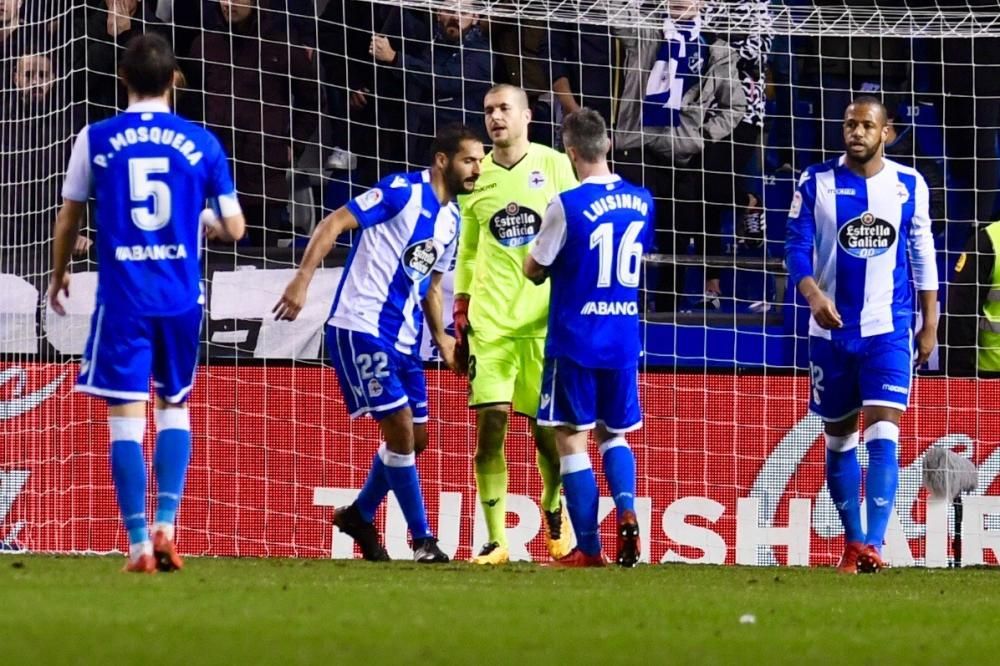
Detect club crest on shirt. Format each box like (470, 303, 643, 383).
(489, 203, 541, 247)
(838, 211, 897, 258)
(895, 181, 910, 204)
(401, 238, 440, 281)
(528, 170, 546, 189)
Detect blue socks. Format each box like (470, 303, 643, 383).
(381, 448, 432, 540)
(356, 443, 391, 523)
(825, 433, 863, 543)
(153, 409, 192, 528)
(864, 421, 900, 551)
(109, 417, 148, 546)
(600, 438, 636, 518)
(560, 452, 601, 556)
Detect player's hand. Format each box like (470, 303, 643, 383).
(915, 323, 937, 365)
(48, 274, 70, 317)
(350, 88, 369, 110)
(369, 35, 396, 63)
(453, 296, 470, 346)
(807, 291, 843, 330)
(436, 334, 458, 372)
(73, 235, 92, 256)
(273, 275, 309, 321)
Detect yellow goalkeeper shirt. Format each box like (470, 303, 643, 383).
(455, 143, 577, 341)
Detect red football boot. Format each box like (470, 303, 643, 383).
(543, 548, 608, 568)
(122, 552, 157, 574)
(836, 541, 864, 575)
(152, 528, 184, 572)
(616, 510, 642, 568)
(856, 545, 885, 574)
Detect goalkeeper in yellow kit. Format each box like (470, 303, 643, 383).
(454, 84, 578, 563)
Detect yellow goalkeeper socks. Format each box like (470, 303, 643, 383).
(536, 449, 563, 513)
(533, 427, 563, 513)
(475, 467, 508, 547)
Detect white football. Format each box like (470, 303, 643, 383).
(200, 207, 222, 233)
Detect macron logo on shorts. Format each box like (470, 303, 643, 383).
(881, 383, 908, 395)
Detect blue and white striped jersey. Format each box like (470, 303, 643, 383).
(784, 155, 938, 340)
(328, 170, 459, 355)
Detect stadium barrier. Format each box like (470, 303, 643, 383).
(3, 362, 998, 567)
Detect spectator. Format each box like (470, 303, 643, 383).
(0, 52, 78, 280)
(702, 0, 772, 251)
(942, 0, 1000, 225)
(189, 0, 320, 246)
(490, 10, 553, 144)
(885, 103, 946, 233)
(941, 221, 1000, 378)
(320, 3, 423, 186)
(85, 0, 167, 121)
(0, 0, 22, 61)
(798, 0, 910, 157)
(369, 8, 492, 161)
(540, 20, 617, 132)
(612, 0, 746, 310)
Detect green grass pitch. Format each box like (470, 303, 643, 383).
(2, 555, 999, 665)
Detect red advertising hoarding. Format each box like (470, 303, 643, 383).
(2, 363, 999, 566)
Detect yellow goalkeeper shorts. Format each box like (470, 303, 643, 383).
(467, 335, 545, 418)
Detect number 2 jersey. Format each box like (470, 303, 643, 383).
(531, 175, 654, 368)
(784, 155, 938, 340)
(61, 101, 240, 316)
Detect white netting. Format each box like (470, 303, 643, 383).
(1, 0, 999, 566)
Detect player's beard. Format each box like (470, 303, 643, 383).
(848, 140, 882, 166)
(445, 164, 476, 198)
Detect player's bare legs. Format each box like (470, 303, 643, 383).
(472, 406, 511, 564)
(532, 421, 570, 559)
(107, 400, 156, 573)
(825, 405, 902, 574)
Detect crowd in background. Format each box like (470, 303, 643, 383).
(0, 0, 998, 313)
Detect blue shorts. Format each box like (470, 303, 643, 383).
(536, 356, 642, 433)
(76, 303, 202, 404)
(326, 326, 428, 423)
(808, 327, 913, 422)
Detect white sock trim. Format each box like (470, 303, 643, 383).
(825, 432, 860, 453)
(380, 448, 416, 468)
(865, 421, 900, 443)
(155, 407, 190, 433)
(599, 436, 629, 456)
(109, 417, 145, 443)
(559, 452, 592, 476)
(153, 521, 175, 541)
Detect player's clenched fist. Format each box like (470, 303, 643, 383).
(273, 275, 309, 321)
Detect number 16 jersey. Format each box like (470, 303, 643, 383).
(530, 175, 654, 369)
(62, 101, 239, 316)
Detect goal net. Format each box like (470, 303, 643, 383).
(2, 0, 1000, 566)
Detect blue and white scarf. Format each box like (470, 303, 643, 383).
(642, 16, 704, 127)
